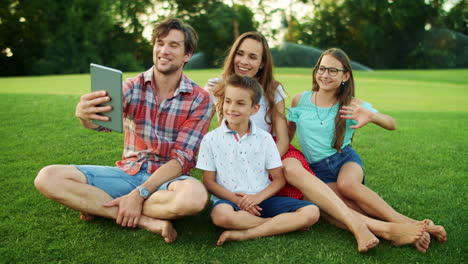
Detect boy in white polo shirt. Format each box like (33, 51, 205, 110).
(196, 75, 319, 245)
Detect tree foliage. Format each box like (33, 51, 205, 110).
(0, 0, 152, 76)
(156, 0, 258, 67)
(291, 0, 466, 69)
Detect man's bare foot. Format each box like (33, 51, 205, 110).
(139, 218, 177, 243)
(425, 219, 447, 243)
(80, 212, 95, 221)
(389, 221, 425, 247)
(353, 225, 380, 253)
(160, 221, 177, 243)
(414, 232, 431, 253)
(216, 230, 247, 246)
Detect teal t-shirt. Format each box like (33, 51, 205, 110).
(287, 91, 378, 163)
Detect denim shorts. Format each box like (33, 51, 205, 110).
(74, 163, 194, 198)
(212, 196, 315, 218)
(308, 145, 364, 184)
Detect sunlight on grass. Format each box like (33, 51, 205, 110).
(0, 69, 466, 263)
(1, 68, 466, 113)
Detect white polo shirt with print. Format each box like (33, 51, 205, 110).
(196, 119, 283, 203)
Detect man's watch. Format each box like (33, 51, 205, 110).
(136, 185, 150, 199)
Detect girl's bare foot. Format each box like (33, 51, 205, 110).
(414, 232, 431, 253)
(389, 221, 425, 246)
(80, 212, 95, 221)
(353, 225, 380, 253)
(425, 219, 447, 243)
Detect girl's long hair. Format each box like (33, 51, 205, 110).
(213, 31, 283, 130)
(312, 48, 355, 151)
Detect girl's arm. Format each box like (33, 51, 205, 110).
(340, 99, 397, 130)
(273, 99, 289, 156)
(370, 111, 397, 130)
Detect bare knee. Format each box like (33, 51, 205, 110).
(299, 205, 320, 226)
(337, 175, 364, 198)
(35, 165, 62, 197)
(167, 179, 208, 218)
(211, 211, 233, 228)
(283, 159, 307, 183)
(34, 165, 84, 199)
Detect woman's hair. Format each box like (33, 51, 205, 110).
(213, 31, 283, 129)
(312, 48, 355, 151)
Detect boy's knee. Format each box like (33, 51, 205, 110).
(302, 205, 320, 226)
(211, 211, 232, 228)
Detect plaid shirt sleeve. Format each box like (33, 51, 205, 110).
(170, 89, 212, 175)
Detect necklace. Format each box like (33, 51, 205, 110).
(314, 92, 335, 126)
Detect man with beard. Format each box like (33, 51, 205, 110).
(34, 18, 212, 243)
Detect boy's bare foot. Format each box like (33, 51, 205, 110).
(425, 219, 447, 243)
(139, 218, 177, 243)
(414, 232, 431, 253)
(353, 225, 380, 253)
(389, 221, 425, 247)
(216, 230, 247, 246)
(80, 212, 95, 221)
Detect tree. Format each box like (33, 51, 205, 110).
(292, 0, 452, 68)
(155, 0, 258, 67)
(443, 0, 467, 35)
(0, 0, 152, 76)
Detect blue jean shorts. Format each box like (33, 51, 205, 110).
(212, 196, 315, 218)
(308, 145, 364, 184)
(74, 163, 194, 198)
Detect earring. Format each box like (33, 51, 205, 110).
(341, 81, 345, 86)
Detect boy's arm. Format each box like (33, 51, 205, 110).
(237, 166, 285, 211)
(203, 170, 241, 205)
(254, 167, 285, 201)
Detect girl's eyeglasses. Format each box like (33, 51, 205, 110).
(316, 66, 347, 77)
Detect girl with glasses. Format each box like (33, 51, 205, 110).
(286, 48, 446, 252)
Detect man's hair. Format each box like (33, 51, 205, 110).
(225, 75, 263, 106)
(151, 18, 198, 55)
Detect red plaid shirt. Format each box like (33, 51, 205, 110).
(100, 67, 212, 175)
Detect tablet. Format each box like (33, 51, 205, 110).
(90, 63, 123, 133)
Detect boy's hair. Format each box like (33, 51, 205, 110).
(225, 75, 263, 106)
(151, 18, 198, 55)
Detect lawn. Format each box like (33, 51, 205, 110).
(0, 68, 466, 263)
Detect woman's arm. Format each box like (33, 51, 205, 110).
(272, 99, 289, 156)
(287, 93, 302, 142)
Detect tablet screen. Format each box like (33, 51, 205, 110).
(90, 63, 123, 133)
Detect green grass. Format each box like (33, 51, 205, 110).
(0, 69, 467, 263)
